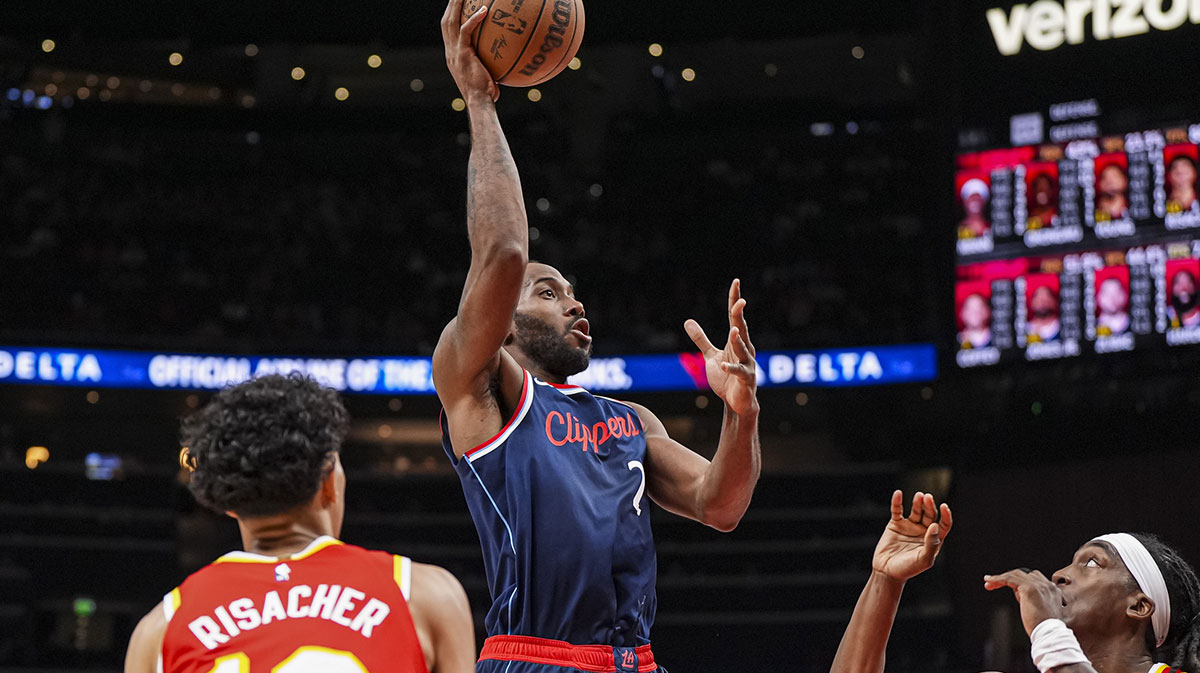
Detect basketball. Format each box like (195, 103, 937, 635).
(462, 0, 585, 87)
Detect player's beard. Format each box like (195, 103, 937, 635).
(512, 312, 591, 379)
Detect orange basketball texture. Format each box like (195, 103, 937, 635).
(461, 0, 585, 87)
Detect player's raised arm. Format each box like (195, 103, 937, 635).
(830, 491, 952, 673)
(637, 279, 761, 532)
(433, 0, 530, 404)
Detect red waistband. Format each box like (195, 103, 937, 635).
(479, 635, 656, 672)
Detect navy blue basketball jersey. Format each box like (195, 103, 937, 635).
(441, 370, 658, 647)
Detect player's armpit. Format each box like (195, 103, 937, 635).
(408, 563, 476, 673)
(124, 605, 167, 673)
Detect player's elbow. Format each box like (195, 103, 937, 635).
(476, 241, 528, 274)
(702, 507, 746, 533)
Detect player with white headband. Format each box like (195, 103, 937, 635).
(827, 494, 1200, 673)
(984, 532, 1200, 673)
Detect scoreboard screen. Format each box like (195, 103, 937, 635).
(954, 105, 1200, 368)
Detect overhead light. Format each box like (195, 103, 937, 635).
(244, 44, 259, 57)
(681, 68, 696, 82)
(169, 52, 183, 66)
(367, 54, 382, 68)
(648, 43, 663, 57)
(41, 39, 56, 53)
(291, 67, 306, 81)
(334, 87, 349, 101)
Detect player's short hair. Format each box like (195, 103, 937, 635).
(1132, 533, 1200, 673)
(181, 374, 349, 517)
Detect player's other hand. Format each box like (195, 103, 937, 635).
(685, 279, 759, 417)
(441, 0, 500, 104)
(984, 567, 1066, 636)
(872, 490, 953, 583)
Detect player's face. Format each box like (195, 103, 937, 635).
(512, 263, 591, 378)
(1169, 158, 1197, 192)
(1099, 165, 1128, 196)
(1052, 542, 1145, 639)
(1174, 272, 1196, 303)
(1097, 279, 1128, 315)
(1033, 175, 1054, 206)
(965, 193, 986, 215)
(961, 294, 990, 329)
(1030, 286, 1060, 318)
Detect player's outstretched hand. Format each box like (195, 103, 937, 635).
(984, 567, 1066, 636)
(441, 0, 500, 104)
(684, 279, 759, 417)
(873, 490, 953, 582)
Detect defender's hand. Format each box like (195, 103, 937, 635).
(684, 279, 759, 417)
(873, 490, 953, 582)
(984, 568, 1066, 636)
(441, 0, 500, 104)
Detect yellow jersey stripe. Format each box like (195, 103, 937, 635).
(394, 555, 412, 601)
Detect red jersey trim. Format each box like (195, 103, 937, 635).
(479, 635, 656, 673)
(464, 370, 534, 463)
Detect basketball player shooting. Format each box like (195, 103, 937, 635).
(124, 375, 475, 673)
(436, 2, 762, 671)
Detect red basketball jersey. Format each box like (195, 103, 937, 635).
(160, 537, 428, 673)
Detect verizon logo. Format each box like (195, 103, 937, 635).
(987, 0, 1200, 55)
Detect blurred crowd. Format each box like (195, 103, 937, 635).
(0, 107, 936, 355)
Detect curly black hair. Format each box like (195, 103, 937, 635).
(1129, 533, 1200, 673)
(181, 374, 349, 517)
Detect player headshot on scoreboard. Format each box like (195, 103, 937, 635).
(1164, 146, 1199, 213)
(956, 281, 993, 349)
(1094, 154, 1130, 222)
(1025, 275, 1062, 343)
(1094, 266, 1131, 337)
(1026, 164, 1059, 229)
(957, 172, 991, 239)
(1166, 259, 1200, 329)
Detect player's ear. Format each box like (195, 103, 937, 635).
(319, 465, 339, 507)
(1127, 592, 1155, 623)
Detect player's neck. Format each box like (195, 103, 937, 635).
(1078, 632, 1154, 673)
(506, 347, 566, 384)
(238, 515, 335, 558)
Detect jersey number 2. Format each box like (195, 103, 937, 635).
(627, 460, 646, 516)
(206, 646, 369, 673)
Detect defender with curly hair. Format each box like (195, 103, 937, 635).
(124, 374, 475, 673)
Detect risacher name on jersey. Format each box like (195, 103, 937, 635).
(187, 583, 392, 650)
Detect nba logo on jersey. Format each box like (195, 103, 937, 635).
(274, 563, 291, 582)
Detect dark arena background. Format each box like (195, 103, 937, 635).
(3, 1, 1200, 671)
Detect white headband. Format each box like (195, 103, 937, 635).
(1092, 533, 1171, 647)
(961, 178, 990, 201)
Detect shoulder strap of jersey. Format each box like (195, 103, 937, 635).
(393, 555, 413, 601)
(162, 586, 181, 623)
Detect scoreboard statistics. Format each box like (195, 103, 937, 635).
(954, 101, 1200, 368)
